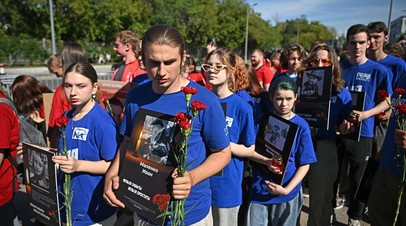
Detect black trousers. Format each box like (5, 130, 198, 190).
(307, 139, 339, 226)
(342, 137, 372, 220)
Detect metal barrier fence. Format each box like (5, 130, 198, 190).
(0, 72, 112, 98)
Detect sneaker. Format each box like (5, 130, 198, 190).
(348, 218, 361, 226)
(303, 186, 309, 198)
(334, 195, 346, 210)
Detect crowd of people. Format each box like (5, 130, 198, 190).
(0, 20, 406, 226)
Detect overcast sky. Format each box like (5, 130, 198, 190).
(248, 0, 406, 36)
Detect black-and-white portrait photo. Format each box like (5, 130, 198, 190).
(302, 69, 324, 97)
(137, 115, 176, 165)
(29, 149, 49, 189)
(264, 116, 289, 151)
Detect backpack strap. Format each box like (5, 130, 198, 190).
(0, 97, 18, 114)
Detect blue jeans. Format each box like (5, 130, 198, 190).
(247, 189, 303, 226)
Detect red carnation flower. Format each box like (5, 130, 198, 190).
(179, 120, 191, 130)
(377, 89, 389, 102)
(55, 116, 69, 127)
(395, 104, 406, 115)
(395, 88, 406, 96)
(174, 112, 189, 124)
(101, 95, 109, 103)
(181, 86, 197, 95)
(191, 101, 206, 112)
(152, 193, 171, 212)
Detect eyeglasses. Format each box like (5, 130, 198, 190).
(201, 64, 227, 72)
(310, 58, 331, 66)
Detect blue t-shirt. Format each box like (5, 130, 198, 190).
(380, 75, 406, 177)
(343, 60, 393, 137)
(236, 89, 255, 111)
(378, 54, 406, 89)
(131, 73, 152, 86)
(60, 103, 118, 226)
(120, 81, 230, 225)
(210, 94, 256, 208)
(250, 114, 317, 204)
(316, 88, 352, 140)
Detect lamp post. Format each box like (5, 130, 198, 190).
(387, 0, 393, 40)
(244, 3, 257, 63)
(49, 0, 56, 54)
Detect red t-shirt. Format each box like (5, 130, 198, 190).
(256, 65, 274, 85)
(0, 94, 20, 205)
(112, 60, 147, 83)
(49, 85, 71, 127)
(189, 72, 208, 88)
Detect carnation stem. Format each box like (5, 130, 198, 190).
(61, 129, 73, 226)
(64, 174, 72, 226)
(393, 153, 406, 226)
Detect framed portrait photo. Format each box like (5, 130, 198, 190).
(296, 66, 333, 129)
(344, 91, 366, 141)
(254, 112, 299, 185)
(116, 108, 180, 225)
(22, 143, 61, 226)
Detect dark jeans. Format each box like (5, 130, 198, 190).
(342, 137, 372, 220)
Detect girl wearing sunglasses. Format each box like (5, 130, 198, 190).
(203, 48, 256, 226)
(304, 44, 353, 226)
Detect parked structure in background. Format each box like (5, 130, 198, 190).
(389, 16, 406, 43)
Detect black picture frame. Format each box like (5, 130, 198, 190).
(254, 112, 299, 185)
(22, 143, 61, 226)
(116, 108, 180, 226)
(345, 91, 366, 141)
(296, 66, 333, 129)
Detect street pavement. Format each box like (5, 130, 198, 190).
(299, 196, 371, 226)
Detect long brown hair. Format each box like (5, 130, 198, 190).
(60, 42, 88, 74)
(245, 64, 263, 96)
(11, 75, 52, 116)
(304, 45, 345, 93)
(234, 54, 249, 91)
(203, 48, 237, 92)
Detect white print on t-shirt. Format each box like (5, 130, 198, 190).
(347, 85, 363, 92)
(224, 116, 233, 137)
(225, 116, 234, 128)
(356, 72, 371, 82)
(67, 148, 79, 159)
(72, 127, 89, 141)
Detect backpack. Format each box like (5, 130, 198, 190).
(0, 97, 47, 147)
(0, 97, 47, 179)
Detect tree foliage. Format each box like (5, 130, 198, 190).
(0, 0, 339, 65)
